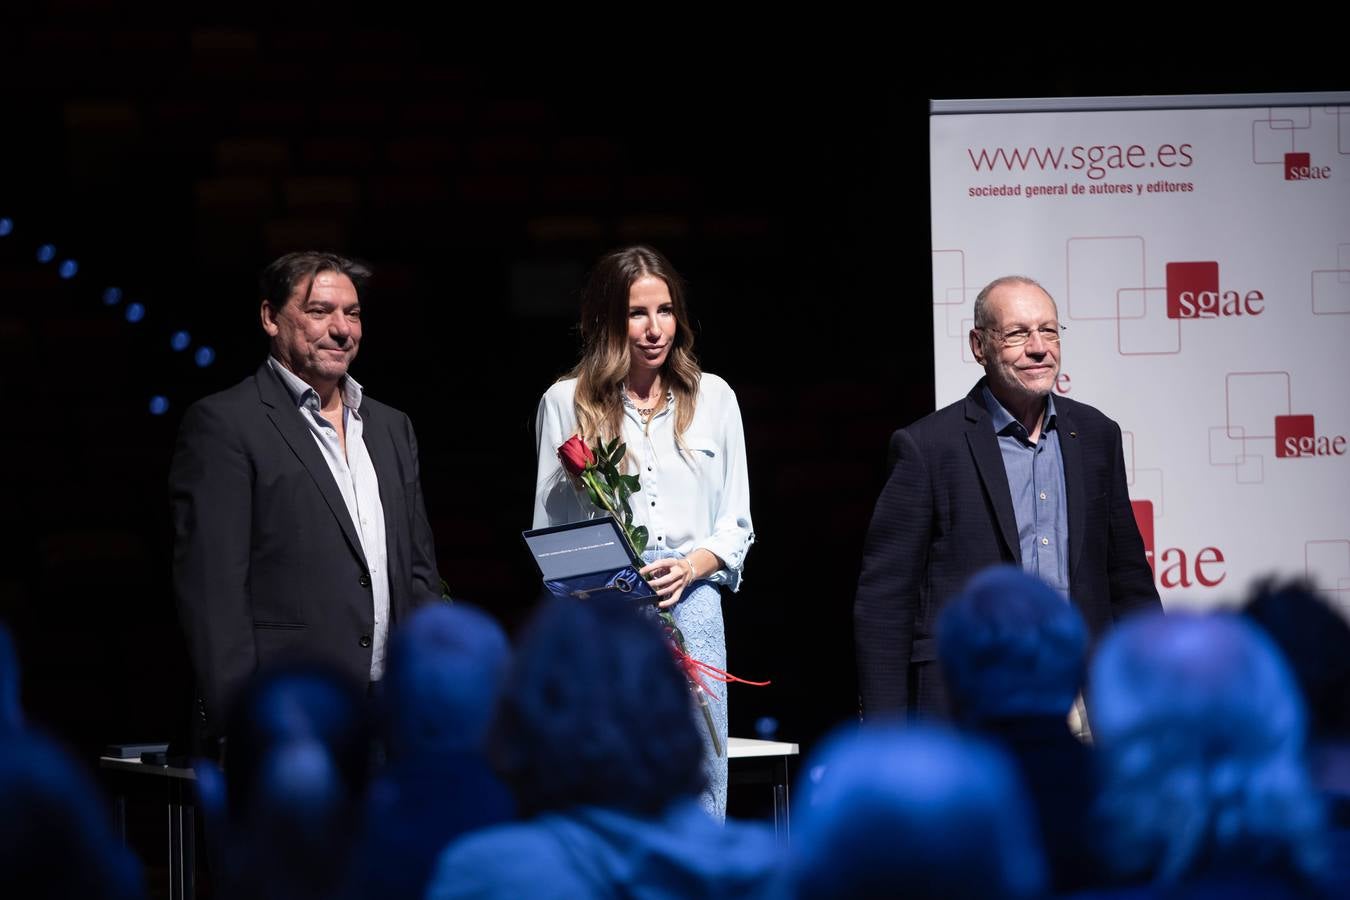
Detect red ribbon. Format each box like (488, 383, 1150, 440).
(669, 644, 770, 701)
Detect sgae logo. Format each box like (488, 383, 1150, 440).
(1285, 152, 1331, 181)
(1165, 261, 1265, 320)
(1275, 414, 1347, 458)
(1131, 499, 1226, 589)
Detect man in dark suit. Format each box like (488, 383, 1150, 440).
(171, 251, 441, 747)
(854, 275, 1159, 717)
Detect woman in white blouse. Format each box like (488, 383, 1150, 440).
(533, 245, 754, 819)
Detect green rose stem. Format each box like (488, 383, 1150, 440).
(578, 464, 724, 758)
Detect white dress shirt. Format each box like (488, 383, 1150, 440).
(533, 373, 754, 590)
(268, 357, 391, 679)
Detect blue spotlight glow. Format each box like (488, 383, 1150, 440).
(102, 287, 123, 306)
(754, 716, 779, 740)
(170, 331, 191, 351)
(125, 302, 146, 323)
(194, 346, 216, 368)
(36, 244, 56, 263)
(149, 396, 170, 416)
(0, 218, 13, 236)
(58, 259, 79, 279)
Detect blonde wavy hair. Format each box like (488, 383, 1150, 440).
(565, 245, 701, 453)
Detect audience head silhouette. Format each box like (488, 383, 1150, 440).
(1089, 611, 1324, 884)
(219, 662, 372, 900)
(380, 601, 511, 759)
(1243, 578, 1350, 740)
(0, 732, 146, 900)
(938, 565, 1087, 722)
(790, 723, 1047, 900)
(0, 622, 22, 735)
(490, 595, 705, 816)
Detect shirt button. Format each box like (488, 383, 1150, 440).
(1040, 492, 1047, 500)
(647, 466, 652, 471)
(650, 501, 656, 507)
(1041, 537, 1049, 546)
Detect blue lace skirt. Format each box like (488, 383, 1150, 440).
(643, 549, 727, 821)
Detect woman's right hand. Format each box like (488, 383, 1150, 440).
(640, 556, 696, 609)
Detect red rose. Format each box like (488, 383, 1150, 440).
(558, 435, 595, 477)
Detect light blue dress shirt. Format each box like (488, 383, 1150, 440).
(982, 386, 1070, 596)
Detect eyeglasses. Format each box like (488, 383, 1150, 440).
(982, 324, 1065, 347)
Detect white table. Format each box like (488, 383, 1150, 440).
(99, 755, 197, 900)
(727, 737, 799, 838)
(99, 735, 801, 899)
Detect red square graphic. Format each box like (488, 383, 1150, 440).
(1275, 414, 1315, 458)
(1285, 152, 1311, 180)
(1166, 261, 1219, 319)
(1131, 500, 1155, 572)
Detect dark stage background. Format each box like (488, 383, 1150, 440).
(0, 14, 1334, 771)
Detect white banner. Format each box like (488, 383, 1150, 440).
(929, 96, 1350, 612)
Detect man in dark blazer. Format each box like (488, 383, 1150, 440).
(854, 275, 1160, 717)
(171, 251, 441, 746)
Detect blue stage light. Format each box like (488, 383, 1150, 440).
(149, 395, 170, 416)
(171, 331, 191, 351)
(125, 302, 145, 323)
(194, 346, 215, 367)
(0, 218, 13, 236)
(102, 287, 123, 305)
(754, 716, 779, 740)
(58, 259, 79, 279)
(36, 244, 56, 263)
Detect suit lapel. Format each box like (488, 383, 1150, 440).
(1056, 400, 1087, 578)
(358, 403, 399, 508)
(255, 362, 369, 569)
(963, 388, 1022, 564)
(360, 402, 406, 600)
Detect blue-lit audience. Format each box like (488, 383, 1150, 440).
(345, 602, 516, 900)
(1, 623, 144, 897)
(0, 622, 22, 735)
(212, 663, 374, 900)
(0, 731, 146, 900)
(938, 565, 1102, 893)
(1244, 580, 1350, 894)
(3, 620, 143, 898)
(13, 571, 1350, 898)
(787, 723, 1047, 899)
(1081, 611, 1328, 898)
(1244, 581, 1350, 797)
(424, 595, 781, 899)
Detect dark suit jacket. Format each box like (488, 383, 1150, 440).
(854, 379, 1160, 716)
(170, 362, 441, 736)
